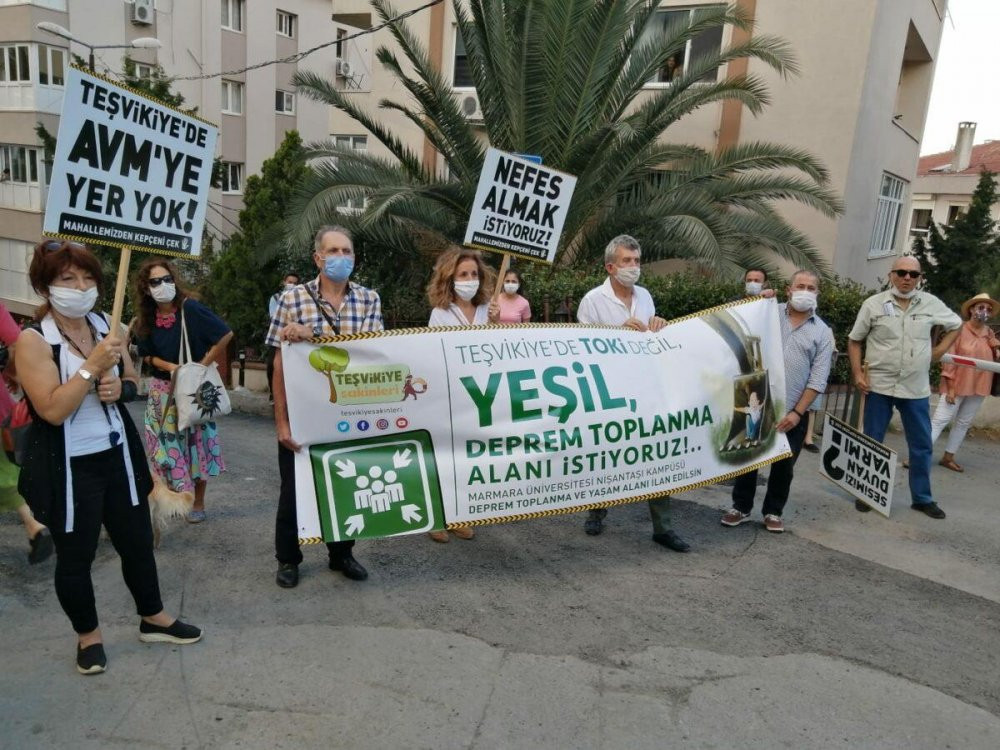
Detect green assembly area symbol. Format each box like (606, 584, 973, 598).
(309, 430, 444, 541)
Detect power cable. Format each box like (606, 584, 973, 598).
(165, 0, 443, 82)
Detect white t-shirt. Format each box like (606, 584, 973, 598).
(575, 277, 656, 326)
(428, 303, 490, 327)
(65, 348, 124, 457)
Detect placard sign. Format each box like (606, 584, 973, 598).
(819, 414, 896, 516)
(43, 66, 218, 256)
(463, 148, 577, 264)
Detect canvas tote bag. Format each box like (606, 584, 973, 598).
(171, 303, 231, 431)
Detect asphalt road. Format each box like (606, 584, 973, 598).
(2, 406, 999, 749)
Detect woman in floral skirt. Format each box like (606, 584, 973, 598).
(133, 259, 232, 523)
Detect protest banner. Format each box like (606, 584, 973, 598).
(43, 66, 218, 257)
(819, 414, 897, 517)
(463, 148, 577, 264)
(283, 298, 791, 544)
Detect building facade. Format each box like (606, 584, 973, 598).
(909, 122, 1000, 246)
(324, 0, 948, 288)
(0, 0, 337, 315)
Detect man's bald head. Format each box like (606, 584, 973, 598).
(892, 256, 921, 273)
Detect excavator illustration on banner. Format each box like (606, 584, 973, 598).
(702, 308, 776, 454)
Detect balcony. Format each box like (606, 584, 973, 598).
(0, 83, 64, 114)
(0, 0, 67, 8)
(0, 181, 44, 212)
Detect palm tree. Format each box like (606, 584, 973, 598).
(288, 0, 842, 278)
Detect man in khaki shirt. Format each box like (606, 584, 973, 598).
(847, 256, 961, 518)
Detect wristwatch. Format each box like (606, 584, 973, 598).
(311, 323, 323, 338)
(78, 367, 94, 382)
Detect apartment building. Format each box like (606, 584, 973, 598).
(324, 0, 948, 288)
(0, 0, 337, 315)
(908, 121, 1000, 246)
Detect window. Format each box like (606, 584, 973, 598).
(38, 45, 66, 86)
(335, 28, 348, 59)
(277, 10, 297, 38)
(909, 208, 932, 238)
(452, 28, 473, 88)
(220, 162, 243, 193)
(869, 173, 906, 258)
(0, 45, 31, 83)
(0, 144, 41, 184)
(331, 136, 367, 210)
(643, 6, 725, 84)
(275, 89, 295, 114)
(221, 80, 244, 115)
(134, 63, 154, 81)
(221, 0, 244, 32)
(946, 205, 967, 225)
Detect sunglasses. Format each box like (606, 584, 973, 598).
(148, 275, 174, 287)
(42, 239, 86, 252)
(892, 270, 922, 279)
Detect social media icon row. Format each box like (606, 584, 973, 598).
(337, 417, 409, 434)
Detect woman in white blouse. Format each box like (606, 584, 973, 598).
(425, 246, 499, 542)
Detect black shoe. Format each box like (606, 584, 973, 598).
(652, 531, 690, 553)
(584, 509, 606, 536)
(912, 502, 946, 519)
(276, 562, 299, 588)
(139, 619, 203, 644)
(76, 643, 107, 675)
(854, 499, 872, 513)
(28, 528, 54, 565)
(329, 555, 368, 581)
(803, 442, 819, 454)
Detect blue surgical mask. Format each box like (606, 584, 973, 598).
(323, 255, 354, 282)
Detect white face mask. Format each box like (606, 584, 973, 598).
(893, 287, 917, 299)
(503, 282, 519, 295)
(789, 290, 817, 312)
(745, 281, 763, 296)
(283, 283, 296, 292)
(615, 266, 641, 287)
(48, 286, 98, 319)
(150, 282, 177, 303)
(454, 280, 480, 301)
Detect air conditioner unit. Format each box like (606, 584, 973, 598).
(335, 59, 353, 77)
(460, 93, 482, 121)
(131, 0, 154, 25)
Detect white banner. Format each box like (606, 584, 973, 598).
(43, 66, 218, 256)
(819, 414, 896, 516)
(284, 298, 791, 543)
(463, 148, 577, 264)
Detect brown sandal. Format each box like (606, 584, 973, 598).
(939, 458, 964, 473)
(428, 530, 449, 543)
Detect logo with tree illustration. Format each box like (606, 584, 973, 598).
(307, 345, 427, 405)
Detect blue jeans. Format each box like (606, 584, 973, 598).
(863, 392, 933, 506)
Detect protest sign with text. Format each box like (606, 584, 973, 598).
(43, 66, 218, 256)
(463, 148, 577, 264)
(283, 298, 791, 543)
(819, 414, 897, 516)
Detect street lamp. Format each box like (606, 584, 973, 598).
(36, 22, 161, 72)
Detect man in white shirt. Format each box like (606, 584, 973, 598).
(575, 235, 690, 552)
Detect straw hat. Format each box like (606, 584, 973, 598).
(960, 292, 1000, 320)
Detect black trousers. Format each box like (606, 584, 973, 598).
(275, 443, 353, 565)
(731, 418, 808, 517)
(50, 447, 163, 634)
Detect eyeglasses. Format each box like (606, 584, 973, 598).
(892, 270, 922, 279)
(148, 275, 174, 287)
(42, 239, 86, 252)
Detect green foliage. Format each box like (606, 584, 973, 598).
(204, 131, 311, 350)
(287, 0, 840, 284)
(912, 170, 1000, 311)
(122, 57, 189, 110)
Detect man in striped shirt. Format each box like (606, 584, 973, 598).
(721, 269, 833, 533)
(266, 225, 383, 589)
